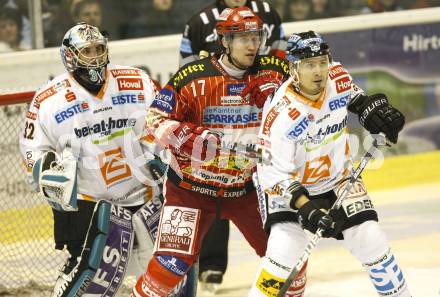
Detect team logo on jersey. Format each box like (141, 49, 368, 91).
(156, 206, 200, 255)
(335, 76, 351, 93)
(329, 65, 348, 80)
(54, 101, 89, 124)
(117, 78, 143, 91)
(301, 155, 331, 185)
(203, 106, 260, 125)
(111, 93, 139, 105)
(151, 88, 175, 113)
(98, 147, 132, 187)
(110, 69, 142, 78)
(329, 94, 350, 111)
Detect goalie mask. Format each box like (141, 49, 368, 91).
(60, 23, 109, 91)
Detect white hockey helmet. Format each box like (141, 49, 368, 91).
(60, 23, 109, 85)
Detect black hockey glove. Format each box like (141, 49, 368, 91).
(297, 201, 345, 238)
(348, 93, 405, 143)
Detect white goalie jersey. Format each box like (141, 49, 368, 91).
(257, 62, 365, 195)
(19, 64, 160, 206)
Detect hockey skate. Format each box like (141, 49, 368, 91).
(199, 270, 223, 295)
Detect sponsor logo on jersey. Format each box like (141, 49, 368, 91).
(117, 78, 143, 91)
(335, 76, 351, 93)
(93, 106, 112, 114)
(344, 198, 374, 217)
(156, 206, 199, 255)
(111, 93, 139, 105)
(65, 90, 76, 102)
(26, 111, 37, 120)
(74, 117, 136, 138)
(287, 116, 309, 139)
(329, 94, 350, 111)
(151, 88, 176, 113)
(329, 64, 348, 80)
(262, 96, 291, 136)
(54, 101, 89, 124)
(156, 255, 189, 276)
(316, 115, 347, 137)
(256, 268, 285, 295)
(227, 83, 245, 95)
(221, 96, 243, 105)
(138, 93, 145, 102)
(203, 106, 260, 125)
(259, 56, 289, 74)
(172, 63, 205, 87)
(34, 79, 71, 108)
(110, 68, 142, 77)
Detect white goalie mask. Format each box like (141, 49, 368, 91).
(60, 23, 109, 86)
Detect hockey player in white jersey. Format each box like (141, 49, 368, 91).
(249, 31, 410, 297)
(18, 23, 193, 297)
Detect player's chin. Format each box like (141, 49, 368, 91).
(243, 55, 256, 66)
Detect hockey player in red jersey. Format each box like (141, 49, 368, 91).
(249, 31, 410, 297)
(131, 7, 307, 297)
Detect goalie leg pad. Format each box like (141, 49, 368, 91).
(249, 222, 308, 297)
(51, 200, 110, 297)
(343, 221, 411, 297)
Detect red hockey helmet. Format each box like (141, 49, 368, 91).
(216, 7, 264, 36)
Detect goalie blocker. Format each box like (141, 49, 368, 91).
(51, 197, 196, 297)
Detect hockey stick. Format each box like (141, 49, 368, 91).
(276, 134, 388, 297)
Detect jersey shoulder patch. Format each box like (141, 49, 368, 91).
(328, 62, 349, 80)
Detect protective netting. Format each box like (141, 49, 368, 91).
(0, 102, 67, 292)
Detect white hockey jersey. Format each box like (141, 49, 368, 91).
(19, 64, 160, 206)
(257, 62, 364, 195)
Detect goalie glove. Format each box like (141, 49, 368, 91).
(33, 148, 78, 211)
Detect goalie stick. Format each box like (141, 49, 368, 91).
(276, 134, 389, 297)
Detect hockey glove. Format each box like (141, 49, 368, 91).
(297, 200, 335, 237)
(240, 76, 282, 108)
(348, 93, 405, 143)
(170, 122, 221, 161)
(33, 148, 78, 211)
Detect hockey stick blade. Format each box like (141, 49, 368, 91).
(276, 133, 387, 297)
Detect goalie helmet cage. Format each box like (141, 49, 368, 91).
(0, 91, 67, 292)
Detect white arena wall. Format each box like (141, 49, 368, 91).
(1, 7, 440, 93)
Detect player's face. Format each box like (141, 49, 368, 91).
(228, 31, 261, 68)
(224, 0, 247, 8)
(297, 55, 329, 96)
(77, 42, 107, 68)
